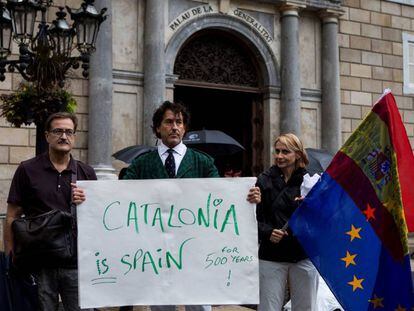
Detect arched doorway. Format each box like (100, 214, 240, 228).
(173, 30, 264, 176)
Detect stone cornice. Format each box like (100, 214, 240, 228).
(260, 0, 342, 11)
(113, 69, 144, 86)
(112, 70, 181, 89)
(263, 87, 322, 101)
(319, 8, 345, 21)
(279, 4, 304, 17)
(166, 74, 179, 89)
(301, 88, 322, 102)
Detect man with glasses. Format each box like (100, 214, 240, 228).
(4, 112, 97, 310)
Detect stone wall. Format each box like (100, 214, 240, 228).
(111, 0, 145, 173)
(339, 0, 414, 145)
(300, 12, 322, 149)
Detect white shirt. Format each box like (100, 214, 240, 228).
(158, 141, 187, 175)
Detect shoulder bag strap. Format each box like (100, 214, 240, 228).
(70, 162, 78, 234)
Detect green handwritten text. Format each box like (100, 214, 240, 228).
(120, 238, 194, 275)
(102, 194, 239, 235)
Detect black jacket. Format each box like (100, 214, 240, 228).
(256, 166, 308, 263)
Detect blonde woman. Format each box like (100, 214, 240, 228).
(256, 133, 319, 311)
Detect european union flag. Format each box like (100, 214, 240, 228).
(290, 91, 414, 311)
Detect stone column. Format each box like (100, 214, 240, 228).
(321, 12, 341, 153)
(143, 0, 166, 146)
(263, 87, 280, 168)
(280, 5, 302, 136)
(88, 0, 116, 179)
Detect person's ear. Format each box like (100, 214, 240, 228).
(45, 131, 50, 142)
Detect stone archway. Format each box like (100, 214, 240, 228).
(168, 18, 276, 175)
(173, 30, 263, 176)
(165, 14, 280, 170)
(173, 30, 260, 89)
(165, 14, 279, 87)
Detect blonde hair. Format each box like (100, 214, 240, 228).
(274, 133, 309, 168)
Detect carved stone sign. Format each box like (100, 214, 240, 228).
(230, 9, 273, 44)
(167, 5, 274, 46)
(168, 5, 216, 32)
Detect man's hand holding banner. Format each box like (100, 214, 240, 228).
(77, 177, 259, 309)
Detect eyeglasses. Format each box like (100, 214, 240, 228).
(49, 128, 76, 137)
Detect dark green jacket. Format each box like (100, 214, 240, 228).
(122, 148, 219, 179)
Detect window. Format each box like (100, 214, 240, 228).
(403, 32, 414, 94)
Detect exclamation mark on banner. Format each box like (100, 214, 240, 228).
(226, 270, 232, 286)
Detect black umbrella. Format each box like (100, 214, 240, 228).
(112, 145, 156, 164)
(306, 148, 334, 175)
(183, 130, 245, 157)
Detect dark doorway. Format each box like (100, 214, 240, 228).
(175, 86, 257, 177)
(173, 29, 265, 176)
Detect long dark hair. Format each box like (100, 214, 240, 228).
(151, 101, 190, 138)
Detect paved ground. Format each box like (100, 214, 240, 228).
(90, 306, 254, 311)
(214, 306, 254, 311)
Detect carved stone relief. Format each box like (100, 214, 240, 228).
(174, 33, 259, 87)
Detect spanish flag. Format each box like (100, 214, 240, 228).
(290, 91, 414, 310)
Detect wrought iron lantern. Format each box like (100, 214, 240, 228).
(7, 0, 41, 44)
(67, 0, 106, 55)
(48, 7, 75, 58)
(0, 0, 107, 89)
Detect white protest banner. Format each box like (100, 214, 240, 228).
(77, 177, 259, 308)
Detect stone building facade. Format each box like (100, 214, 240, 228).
(1, 0, 414, 247)
(101, 0, 344, 179)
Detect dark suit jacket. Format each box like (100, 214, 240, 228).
(122, 147, 219, 179)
